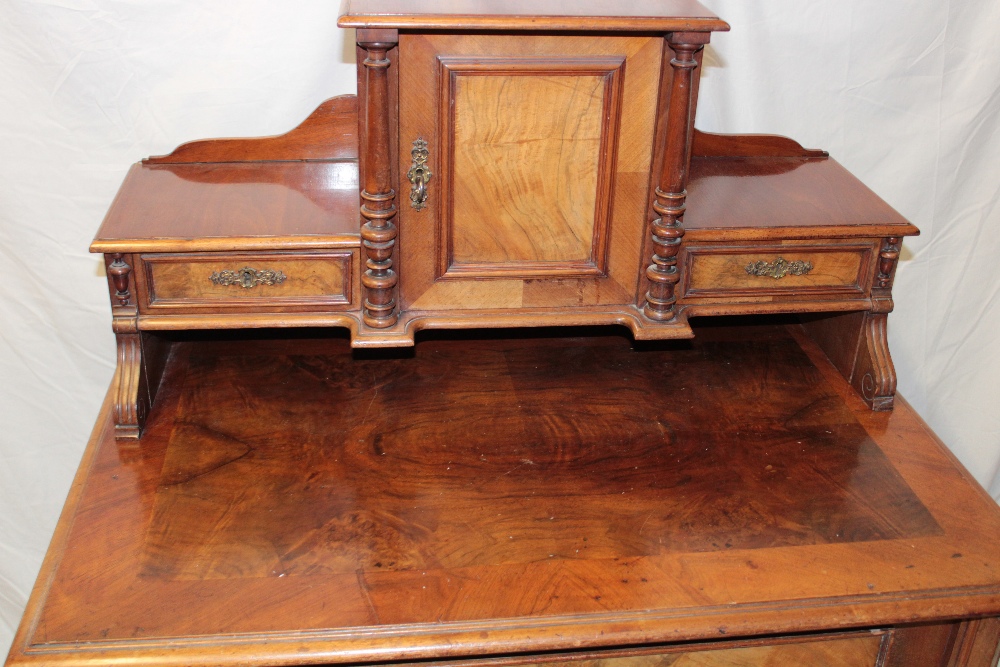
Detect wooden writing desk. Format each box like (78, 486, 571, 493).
(6, 2, 1000, 666)
(6, 322, 1000, 666)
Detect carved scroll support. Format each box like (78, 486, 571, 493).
(854, 236, 903, 410)
(644, 34, 707, 322)
(359, 30, 399, 329)
(104, 254, 167, 440)
(854, 311, 897, 411)
(104, 254, 144, 439)
(802, 237, 904, 411)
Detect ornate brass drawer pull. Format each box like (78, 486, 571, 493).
(745, 257, 813, 279)
(210, 267, 287, 289)
(407, 138, 432, 210)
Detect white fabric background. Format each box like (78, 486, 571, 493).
(1, 0, 998, 657)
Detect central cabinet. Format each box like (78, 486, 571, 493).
(397, 34, 663, 311)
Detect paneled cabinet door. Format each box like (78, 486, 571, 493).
(397, 34, 664, 311)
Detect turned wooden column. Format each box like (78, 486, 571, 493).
(644, 33, 709, 322)
(358, 29, 399, 328)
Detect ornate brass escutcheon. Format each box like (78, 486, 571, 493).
(407, 138, 432, 210)
(210, 267, 287, 288)
(744, 257, 813, 279)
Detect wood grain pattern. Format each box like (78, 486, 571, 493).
(90, 162, 360, 254)
(682, 243, 873, 300)
(338, 0, 730, 32)
(882, 622, 958, 667)
(10, 321, 1000, 667)
(948, 618, 1000, 667)
(691, 129, 828, 159)
(140, 251, 354, 310)
(685, 157, 919, 241)
(143, 95, 359, 164)
(443, 60, 621, 277)
(398, 34, 660, 311)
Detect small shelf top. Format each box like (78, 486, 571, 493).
(338, 0, 730, 33)
(91, 161, 362, 254)
(685, 155, 920, 241)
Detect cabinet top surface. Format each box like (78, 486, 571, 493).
(338, 0, 730, 32)
(8, 322, 1000, 667)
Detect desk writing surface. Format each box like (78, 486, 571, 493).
(11, 322, 1000, 666)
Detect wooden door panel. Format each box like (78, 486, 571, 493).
(445, 57, 621, 277)
(398, 34, 662, 311)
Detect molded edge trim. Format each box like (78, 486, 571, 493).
(337, 15, 730, 33)
(692, 129, 828, 158)
(143, 95, 360, 164)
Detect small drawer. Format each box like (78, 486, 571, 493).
(681, 243, 875, 300)
(522, 632, 884, 667)
(139, 251, 356, 311)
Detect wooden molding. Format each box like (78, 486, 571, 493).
(111, 331, 145, 440)
(337, 2, 730, 33)
(143, 95, 359, 164)
(855, 311, 897, 411)
(692, 129, 829, 158)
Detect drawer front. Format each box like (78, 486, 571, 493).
(491, 633, 885, 667)
(139, 251, 356, 311)
(681, 243, 875, 300)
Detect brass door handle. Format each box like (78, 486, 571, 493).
(407, 138, 432, 210)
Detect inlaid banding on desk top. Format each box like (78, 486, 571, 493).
(131, 329, 940, 584)
(35, 324, 999, 644)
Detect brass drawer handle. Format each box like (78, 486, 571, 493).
(745, 257, 813, 279)
(407, 138, 432, 210)
(210, 267, 287, 289)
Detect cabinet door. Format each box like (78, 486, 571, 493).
(397, 34, 662, 311)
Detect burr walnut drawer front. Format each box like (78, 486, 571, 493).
(680, 242, 876, 301)
(138, 251, 357, 311)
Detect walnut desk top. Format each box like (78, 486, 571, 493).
(7, 321, 1000, 667)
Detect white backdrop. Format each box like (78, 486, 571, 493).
(1, 0, 998, 657)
